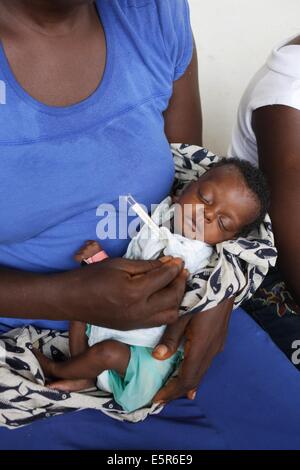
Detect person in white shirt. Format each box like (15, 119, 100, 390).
(230, 34, 300, 368)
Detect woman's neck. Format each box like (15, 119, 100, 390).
(0, 0, 95, 35)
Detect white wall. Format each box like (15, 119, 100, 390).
(189, 0, 300, 155)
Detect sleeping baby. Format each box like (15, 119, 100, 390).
(35, 158, 270, 413)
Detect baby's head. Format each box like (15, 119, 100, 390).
(174, 158, 270, 245)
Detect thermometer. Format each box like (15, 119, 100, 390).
(127, 194, 161, 237)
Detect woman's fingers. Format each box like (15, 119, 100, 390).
(180, 345, 212, 395)
(152, 313, 192, 359)
(186, 388, 197, 401)
(153, 348, 210, 404)
(115, 257, 172, 276)
(152, 346, 206, 403)
(118, 259, 188, 329)
(141, 310, 179, 329)
(140, 258, 185, 297)
(152, 300, 234, 404)
(146, 268, 188, 312)
(153, 318, 213, 403)
(118, 257, 186, 298)
(152, 375, 182, 404)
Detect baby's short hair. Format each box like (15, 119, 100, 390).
(212, 157, 270, 235)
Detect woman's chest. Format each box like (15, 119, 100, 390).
(0, 3, 107, 107)
(2, 36, 106, 108)
(0, 110, 175, 245)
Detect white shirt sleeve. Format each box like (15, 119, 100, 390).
(229, 41, 300, 166)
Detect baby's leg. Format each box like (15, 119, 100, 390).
(57, 240, 109, 391)
(69, 320, 89, 357)
(35, 339, 130, 383)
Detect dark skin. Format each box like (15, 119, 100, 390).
(253, 104, 300, 305)
(251, 35, 300, 306)
(0, 0, 106, 107)
(174, 165, 259, 244)
(35, 339, 131, 390)
(35, 173, 258, 394)
(0, 0, 233, 403)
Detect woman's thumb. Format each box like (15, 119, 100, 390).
(152, 314, 192, 360)
(121, 257, 173, 276)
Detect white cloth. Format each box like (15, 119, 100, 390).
(88, 197, 213, 349)
(126, 197, 212, 275)
(96, 371, 111, 393)
(229, 34, 300, 166)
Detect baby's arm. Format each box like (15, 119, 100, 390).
(69, 240, 109, 357)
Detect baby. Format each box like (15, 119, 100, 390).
(36, 158, 269, 413)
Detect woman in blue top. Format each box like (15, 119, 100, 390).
(1, 0, 300, 452)
(0, 0, 233, 408)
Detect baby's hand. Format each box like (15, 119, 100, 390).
(74, 240, 103, 263)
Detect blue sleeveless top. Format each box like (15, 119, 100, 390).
(0, 0, 193, 331)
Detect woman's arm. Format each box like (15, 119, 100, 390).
(252, 105, 300, 304)
(164, 40, 203, 146)
(0, 257, 187, 329)
(153, 298, 234, 403)
(155, 40, 233, 402)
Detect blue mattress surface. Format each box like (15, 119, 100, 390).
(1, 308, 300, 450)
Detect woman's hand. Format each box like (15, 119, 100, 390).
(58, 256, 188, 329)
(152, 298, 234, 403)
(0, 256, 188, 330)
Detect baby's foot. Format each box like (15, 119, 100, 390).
(47, 378, 96, 392)
(33, 348, 57, 379)
(34, 349, 95, 392)
(74, 240, 102, 263)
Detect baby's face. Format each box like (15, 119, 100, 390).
(173, 165, 259, 245)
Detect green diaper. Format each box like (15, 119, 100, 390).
(108, 345, 183, 413)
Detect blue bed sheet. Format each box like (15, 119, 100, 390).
(1, 308, 300, 450)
